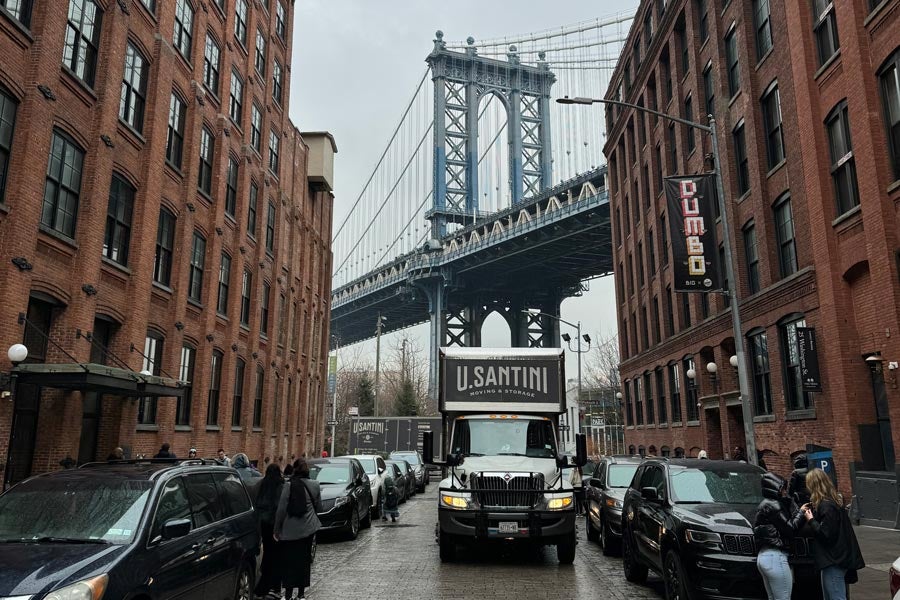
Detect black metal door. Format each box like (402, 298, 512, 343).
(870, 364, 895, 470)
(4, 383, 40, 487)
(77, 392, 102, 465)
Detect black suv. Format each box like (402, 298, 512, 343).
(621, 458, 769, 600)
(0, 460, 260, 600)
(584, 455, 642, 555)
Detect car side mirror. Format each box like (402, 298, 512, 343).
(641, 487, 659, 502)
(575, 434, 588, 467)
(162, 518, 192, 540)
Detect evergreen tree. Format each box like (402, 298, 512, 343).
(394, 379, 418, 416)
(355, 373, 376, 416)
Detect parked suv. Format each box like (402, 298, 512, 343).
(389, 450, 429, 491)
(621, 458, 769, 599)
(584, 455, 641, 555)
(0, 459, 260, 600)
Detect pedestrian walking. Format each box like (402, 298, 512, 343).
(106, 447, 124, 460)
(569, 465, 584, 515)
(283, 463, 295, 479)
(154, 443, 175, 459)
(188, 448, 198, 459)
(232, 452, 262, 481)
(382, 469, 401, 523)
(274, 459, 321, 600)
(698, 449, 708, 459)
(753, 473, 805, 600)
(733, 446, 747, 462)
(801, 469, 865, 600)
(253, 464, 284, 598)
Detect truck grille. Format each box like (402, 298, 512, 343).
(723, 533, 755, 555)
(470, 473, 544, 508)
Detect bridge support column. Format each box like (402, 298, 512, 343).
(510, 298, 562, 348)
(422, 277, 448, 405)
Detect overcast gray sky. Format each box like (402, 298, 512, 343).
(289, 0, 640, 366)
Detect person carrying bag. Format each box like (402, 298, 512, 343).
(274, 459, 322, 600)
(801, 468, 865, 600)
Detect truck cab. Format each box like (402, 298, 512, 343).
(424, 348, 585, 565)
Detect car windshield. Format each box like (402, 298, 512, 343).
(0, 476, 152, 544)
(388, 462, 407, 473)
(609, 465, 639, 488)
(670, 468, 763, 504)
(393, 453, 419, 465)
(451, 418, 557, 458)
(310, 464, 351, 485)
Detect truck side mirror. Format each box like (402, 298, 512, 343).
(556, 454, 568, 470)
(575, 433, 588, 467)
(423, 431, 434, 464)
(445, 453, 461, 467)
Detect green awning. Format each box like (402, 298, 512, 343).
(11, 363, 187, 398)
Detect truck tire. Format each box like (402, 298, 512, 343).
(439, 530, 456, 562)
(557, 530, 577, 564)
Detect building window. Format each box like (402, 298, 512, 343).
(662, 53, 672, 102)
(748, 330, 773, 416)
(762, 83, 785, 169)
(214, 0, 224, 12)
(660, 213, 668, 265)
(176, 344, 195, 426)
(173, 0, 194, 60)
(641, 305, 650, 350)
(207, 350, 223, 426)
(655, 367, 666, 424)
(1, 0, 33, 26)
(277, 294, 287, 347)
(0, 89, 17, 203)
(154, 208, 175, 286)
(217, 252, 231, 315)
(880, 51, 900, 181)
(753, 0, 772, 60)
(825, 101, 859, 216)
(644, 371, 654, 424)
(255, 29, 266, 76)
(166, 92, 186, 168)
(265, 201, 276, 254)
(733, 121, 750, 195)
(41, 130, 84, 238)
(260, 281, 270, 336)
(250, 104, 262, 153)
(684, 356, 699, 421)
(119, 43, 148, 133)
(248, 181, 258, 236)
(188, 232, 206, 303)
(272, 60, 283, 105)
(700, 292, 709, 319)
(681, 293, 692, 329)
(225, 157, 238, 217)
(781, 316, 814, 411)
(276, 1, 287, 41)
(668, 123, 677, 172)
(63, 0, 102, 87)
(268, 129, 280, 175)
(253, 366, 264, 428)
(627, 254, 634, 296)
(638, 242, 645, 287)
(774, 194, 798, 277)
(138, 332, 163, 424)
(684, 95, 695, 154)
(812, 0, 839, 66)
(648, 231, 656, 274)
(103, 174, 134, 266)
(232, 358, 245, 427)
(198, 126, 214, 195)
(669, 362, 681, 422)
(703, 62, 715, 117)
(743, 220, 760, 294)
(665, 285, 675, 338)
(233, 0, 248, 45)
(635, 377, 644, 425)
(677, 26, 688, 74)
(725, 25, 740, 98)
(240, 270, 252, 326)
(203, 33, 220, 96)
(696, 0, 708, 43)
(229, 69, 243, 125)
(654, 144, 663, 194)
(623, 381, 633, 426)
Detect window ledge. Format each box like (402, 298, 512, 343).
(785, 408, 816, 421)
(657, 423, 668, 429)
(198, 189, 214, 203)
(152, 281, 173, 295)
(101, 255, 131, 276)
(813, 50, 842, 82)
(206, 425, 221, 432)
(753, 414, 776, 423)
(727, 90, 743, 108)
(832, 204, 862, 230)
(670, 421, 683, 427)
(626, 425, 635, 430)
(645, 424, 657, 429)
(766, 159, 787, 179)
(231, 426, 243, 432)
(59, 65, 97, 106)
(38, 224, 78, 250)
(117, 119, 146, 148)
(165, 161, 184, 180)
(187, 298, 204, 310)
(0, 7, 33, 48)
(865, 0, 895, 26)
(754, 47, 774, 71)
(253, 427, 264, 432)
(888, 179, 900, 195)
(0, 201, 9, 215)
(136, 424, 159, 432)
(686, 420, 701, 427)
(240, 324, 251, 332)
(174, 425, 192, 432)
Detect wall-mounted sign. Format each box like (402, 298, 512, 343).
(796, 327, 822, 391)
(665, 175, 721, 293)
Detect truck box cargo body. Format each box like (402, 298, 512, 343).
(348, 417, 442, 458)
(427, 348, 584, 565)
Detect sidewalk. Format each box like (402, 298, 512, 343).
(854, 525, 900, 599)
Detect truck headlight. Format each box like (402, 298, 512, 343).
(545, 493, 574, 510)
(45, 575, 108, 600)
(441, 493, 471, 509)
(685, 529, 723, 550)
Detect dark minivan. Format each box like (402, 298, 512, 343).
(0, 460, 260, 600)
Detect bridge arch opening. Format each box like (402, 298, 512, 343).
(480, 309, 512, 347)
(477, 91, 512, 215)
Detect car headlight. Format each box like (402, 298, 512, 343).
(45, 575, 108, 600)
(545, 493, 574, 510)
(685, 529, 723, 550)
(334, 496, 350, 507)
(605, 497, 623, 509)
(441, 493, 471, 509)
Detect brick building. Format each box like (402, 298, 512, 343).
(0, 0, 336, 486)
(604, 0, 900, 499)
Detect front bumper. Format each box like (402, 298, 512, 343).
(439, 507, 576, 545)
(684, 551, 766, 599)
(317, 501, 354, 531)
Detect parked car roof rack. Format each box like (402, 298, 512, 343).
(79, 458, 221, 468)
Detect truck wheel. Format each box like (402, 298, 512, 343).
(585, 513, 599, 542)
(439, 531, 456, 562)
(622, 531, 648, 584)
(557, 530, 577, 564)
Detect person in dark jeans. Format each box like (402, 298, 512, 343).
(753, 472, 805, 600)
(252, 464, 284, 598)
(274, 459, 322, 600)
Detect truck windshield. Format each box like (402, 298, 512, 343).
(451, 419, 557, 458)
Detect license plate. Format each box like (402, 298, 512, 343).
(498, 522, 518, 534)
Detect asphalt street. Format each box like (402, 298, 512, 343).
(308, 484, 666, 599)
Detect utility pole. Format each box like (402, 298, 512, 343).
(329, 336, 339, 458)
(374, 313, 385, 416)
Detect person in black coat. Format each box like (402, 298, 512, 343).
(252, 464, 284, 598)
(789, 454, 811, 506)
(753, 473, 805, 600)
(153, 443, 175, 459)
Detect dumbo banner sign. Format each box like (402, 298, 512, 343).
(665, 175, 721, 293)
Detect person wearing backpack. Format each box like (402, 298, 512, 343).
(274, 459, 322, 600)
(801, 468, 865, 600)
(382, 467, 401, 523)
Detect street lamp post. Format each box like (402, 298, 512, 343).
(557, 96, 757, 466)
(374, 313, 386, 417)
(330, 335, 340, 458)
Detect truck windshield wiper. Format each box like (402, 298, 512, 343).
(25, 536, 109, 544)
(496, 452, 527, 456)
(463, 452, 484, 457)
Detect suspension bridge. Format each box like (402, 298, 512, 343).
(330, 13, 635, 397)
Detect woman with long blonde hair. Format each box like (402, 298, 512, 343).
(801, 469, 864, 599)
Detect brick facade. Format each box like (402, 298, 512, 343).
(0, 0, 335, 483)
(603, 0, 900, 495)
